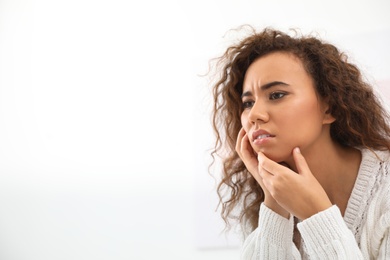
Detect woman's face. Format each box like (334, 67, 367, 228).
(240, 52, 334, 163)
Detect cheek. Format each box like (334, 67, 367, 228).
(280, 103, 324, 138)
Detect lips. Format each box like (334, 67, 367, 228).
(252, 129, 275, 142)
(256, 134, 272, 139)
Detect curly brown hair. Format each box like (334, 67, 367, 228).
(210, 26, 390, 234)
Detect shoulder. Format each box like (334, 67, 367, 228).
(362, 149, 390, 209)
(359, 149, 390, 179)
(357, 149, 390, 208)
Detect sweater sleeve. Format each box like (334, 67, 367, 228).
(241, 203, 301, 259)
(297, 205, 364, 259)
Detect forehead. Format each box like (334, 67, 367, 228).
(243, 52, 310, 90)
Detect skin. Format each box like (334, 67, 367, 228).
(235, 51, 362, 220)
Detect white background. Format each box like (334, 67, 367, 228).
(0, 0, 389, 259)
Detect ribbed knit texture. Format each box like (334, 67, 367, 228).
(241, 149, 390, 259)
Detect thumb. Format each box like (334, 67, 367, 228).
(293, 147, 310, 175)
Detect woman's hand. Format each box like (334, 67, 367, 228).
(235, 128, 261, 181)
(236, 128, 289, 218)
(258, 147, 332, 220)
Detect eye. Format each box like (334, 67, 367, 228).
(269, 92, 286, 100)
(242, 100, 255, 109)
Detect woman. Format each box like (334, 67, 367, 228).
(210, 27, 390, 259)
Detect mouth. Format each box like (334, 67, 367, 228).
(252, 129, 274, 140)
(252, 130, 275, 145)
(255, 134, 273, 140)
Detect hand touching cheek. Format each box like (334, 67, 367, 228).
(258, 147, 332, 220)
(236, 128, 289, 218)
(235, 128, 259, 180)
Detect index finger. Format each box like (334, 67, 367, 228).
(235, 128, 246, 152)
(257, 152, 289, 176)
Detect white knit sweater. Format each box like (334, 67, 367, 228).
(241, 149, 390, 259)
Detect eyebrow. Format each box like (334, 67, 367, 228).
(241, 81, 289, 98)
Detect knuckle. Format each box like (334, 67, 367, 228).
(270, 179, 283, 193)
(273, 183, 282, 194)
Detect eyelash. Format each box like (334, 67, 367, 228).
(269, 92, 287, 100)
(242, 101, 255, 109)
(241, 92, 287, 109)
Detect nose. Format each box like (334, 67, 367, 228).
(248, 101, 269, 124)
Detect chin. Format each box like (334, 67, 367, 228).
(264, 154, 285, 163)
(260, 149, 292, 163)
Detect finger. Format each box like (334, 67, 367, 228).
(259, 171, 272, 189)
(293, 147, 310, 175)
(258, 165, 273, 180)
(257, 152, 284, 176)
(240, 134, 259, 169)
(235, 128, 259, 175)
(235, 128, 246, 154)
(241, 134, 256, 157)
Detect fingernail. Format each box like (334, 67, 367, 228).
(294, 147, 301, 154)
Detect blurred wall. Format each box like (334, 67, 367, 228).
(0, 0, 389, 259)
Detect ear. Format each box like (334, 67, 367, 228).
(322, 101, 336, 124)
(323, 108, 336, 124)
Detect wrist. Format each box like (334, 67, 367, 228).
(302, 200, 333, 220)
(263, 199, 290, 219)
